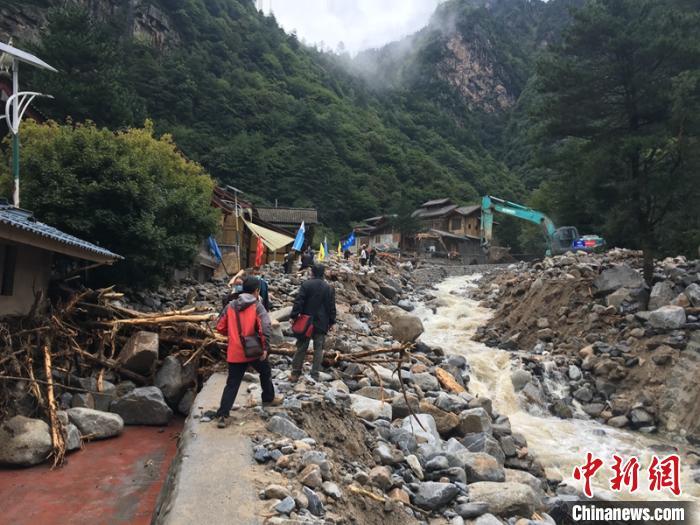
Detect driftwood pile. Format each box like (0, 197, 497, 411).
(0, 286, 416, 467)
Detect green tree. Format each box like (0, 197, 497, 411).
(534, 0, 700, 280)
(3, 120, 219, 287)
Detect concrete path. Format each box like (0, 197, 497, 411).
(153, 373, 265, 525)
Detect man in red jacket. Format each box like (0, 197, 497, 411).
(215, 277, 281, 428)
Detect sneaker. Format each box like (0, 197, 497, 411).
(262, 395, 284, 407)
(217, 416, 228, 429)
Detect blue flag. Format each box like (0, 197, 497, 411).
(208, 235, 223, 262)
(292, 221, 306, 252)
(341, 231, 356, 251)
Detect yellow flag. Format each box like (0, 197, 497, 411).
(318, 242, 325, 261)
(337, 241, 342, 255)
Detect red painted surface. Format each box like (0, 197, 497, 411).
(0, 420, 183, 525)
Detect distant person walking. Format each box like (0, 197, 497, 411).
(343, 249, 351, 260)
(215, 277, 281, 428)
(300, 247, 314, 271)
(283, 252, 293, 274)
(289, 264, 336, 381)
(359, 244, 368, 266)
(250, 266, 270, 311)
(368, 247, 377, 267)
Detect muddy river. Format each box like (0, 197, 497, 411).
(415, 275, 700, 503)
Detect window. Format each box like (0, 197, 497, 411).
(1, 244, 17, 296)
(450, 218, 461, 230)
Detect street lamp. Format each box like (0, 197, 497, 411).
(0, 39, 56, 208)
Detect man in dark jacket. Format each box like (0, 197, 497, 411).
(290, 264, 336, 381)
(300, 247, 314, 271)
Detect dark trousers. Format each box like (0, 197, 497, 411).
(291, 333, 326, 378)
(216, 360, 275, 417)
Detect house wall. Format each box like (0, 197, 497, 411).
(448, 214, 480, 237)
(0, 243, 52, 316)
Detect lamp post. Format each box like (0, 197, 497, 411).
(0, 40, 56, 208)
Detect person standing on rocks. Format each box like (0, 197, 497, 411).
(289, 264, 336, 382)
(359, 244, 368, 267)
(215, 277, 282, 428)
(300, 247, 314, 271)
(283, 252, 293, 274)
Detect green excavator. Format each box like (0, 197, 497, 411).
(480, 195, 605, 257)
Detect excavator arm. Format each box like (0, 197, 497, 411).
(480, 195, 558, 256)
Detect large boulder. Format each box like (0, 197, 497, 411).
(458, 408, 492, 436)
(118, 331, 159, 375)
(155, 356, 186, 405)
(110, 386, 173, 425)
(348, 394, 391, 421)
(401, 414, 441, 445)
(377, 306, 424, 343)
(648, 281, 676, 310)
(510, 370, 532, 392)
(267, 415, 308, 440)
(468, 481, 540, 517)
(685, 283, 700, 307)
(462, 452, 506, 482)
(593, 265, 644, 295)
(411, 482, 458, 510)
(67, 408, 123, 439)
(412, 372, 440, 392)
(0, 416, 52, 466)
(270, 306, 293, 322)
(418, 401, 460, 437)
(460, 433, 505, 465)
(648, 305, 686, 330)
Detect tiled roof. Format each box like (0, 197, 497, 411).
(412, 204, 458, 218)
(454, 205, 481, 216)
(0, 205, 121, 261)
(421, 198, 452, 207)
(256, 207, 318, 225)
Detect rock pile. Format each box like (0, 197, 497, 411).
(472, 248, 700, 442)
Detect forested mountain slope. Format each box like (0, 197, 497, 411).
(1, 0, 545, 231)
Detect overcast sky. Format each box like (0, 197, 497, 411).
(262, 0, 442, 55)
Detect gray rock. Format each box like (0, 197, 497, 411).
(384, 307, 424, 343)
(389, 427, 418, 453)
(573, 386, 593, 403)
(93, 380, 117, 412)
(412, 482, 458, 510)
(401, 414, 441, 445)
(458, 408, 492, 435)
(374, 442, 403, 465)
(267, 415, 308, 440)
(379, 284, 399, 300)
(468, 481, 540, 517)
(568, 365, 582, 381)
(155, 356, 186, 405)
(302, 486, 324, 516)
(629, 408, 654, 427)
(436, 392, 469, 413)
(67, 408, 123, 439)
(648, 305, 686, 330)
(264, 484, 292, 500)
(71, 393, 95, 409)
(510, 370, 532, 392)
(391, 394, 420, 419)
(348, 394, 391, 421)
(65, 423, 82, 452)
(118, 331, 159, 374)
(425, 455, 449, 472)
(475, 514, 503, 525)
(177, 389, 196, 415)
(593, 265, 644, 295)
(607, 415, 629, 428)
(412, 372, 440, 392)
(462, 452, 505, 482)
(460, 433, 505, 464)
(398, 299, 415, 312)
(582, 403, 605, 418)
(110, 386, 173, 425)
(649, 281, 676, 310)
(456, 502, 489, 519)
(685, 283, 700, 307)
(0, 416, 52, 466)
(321, 481, 342, 499)
(274, 496, 296, 515)
(269, 306, 293, 322)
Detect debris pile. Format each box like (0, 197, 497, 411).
(472, 248, 700, 442)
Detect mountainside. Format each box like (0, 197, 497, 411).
(0, 0, 579, 235)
